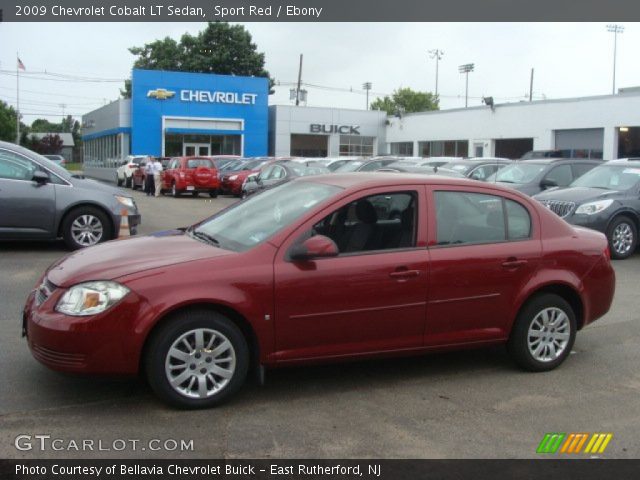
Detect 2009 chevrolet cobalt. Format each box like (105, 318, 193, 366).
(24, 174, 615, 408)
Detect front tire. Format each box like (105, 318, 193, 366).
(145, 310, 249, 409)
(61, 206, 111, 250)
(125, 175, 132, 188)
(507, 293, 576, 372)
(607, 215, 637, 260)
(171, 182, 180, 198)
(116, 174, 123, 187)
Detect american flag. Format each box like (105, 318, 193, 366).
(17, 57, 25, 71)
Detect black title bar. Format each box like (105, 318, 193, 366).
(1, 0, 638, 22)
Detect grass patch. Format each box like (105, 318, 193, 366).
(64, 163, 83, 171)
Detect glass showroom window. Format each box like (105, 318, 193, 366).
(339, 136, 374, 156)
(418, 140, 468, 157)
(390, 142, 414, 156)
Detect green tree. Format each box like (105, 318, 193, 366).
(370, 88, 439, 115)
(121, 22, 274, 98)
(0, 101, 19, 142)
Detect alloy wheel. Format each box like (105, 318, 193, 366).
(70, 215, 104, 247)
(612, 222, 634, 256)
(164, 328, 236, 399)
(527, 307, 571, 362)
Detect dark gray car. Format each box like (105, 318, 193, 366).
(534, 159, 640, 259)
(0, 141, 141, 249)
(486, 158, 602, 196)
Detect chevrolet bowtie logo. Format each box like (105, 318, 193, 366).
(147, 88, 176, 100)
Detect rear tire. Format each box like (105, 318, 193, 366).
(507, 293, 576, 372)
(209, 190, 218, 198)
(607, 215, 637, 260)
(125, 176, 132, 188)
(116, 174, 123, 187)
(144, 310, 249, 409)
(61, 206, 111, 250)
(172, 182, 180, 198)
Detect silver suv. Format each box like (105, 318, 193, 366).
(0, 141, 141, 249)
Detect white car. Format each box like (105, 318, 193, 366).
(116, 155, 149, 188)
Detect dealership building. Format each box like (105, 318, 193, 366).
(82, 69, 640, 175)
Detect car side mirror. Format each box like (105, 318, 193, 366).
(540, 178, 558, 189)
(32, 170, 50, 185)
(290, 235, 339, 261)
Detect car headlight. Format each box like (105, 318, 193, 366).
(574, 199, 614, 215)
(56, 281, 130, 316)
(115, 195, 135, 209)
(229, 175, 238, 181)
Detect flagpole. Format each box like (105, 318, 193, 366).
(16, 52, 20, 145)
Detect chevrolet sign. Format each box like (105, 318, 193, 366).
(180, 90, 258, 105)
(147, 88, 176, 100)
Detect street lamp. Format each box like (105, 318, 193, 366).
(428, 49, 444, 98)
(362, 82, 372, 109)
(607, 24, 624, 95)
(458, 63, 474, 108)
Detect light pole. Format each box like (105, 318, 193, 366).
(458, 63, 474, 108)
(362, 82, 372, 109)
(607, 24, 624, 95)
(428, 49, 444, 97)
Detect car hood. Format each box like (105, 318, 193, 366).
(534, 187, 622, 203)
(69, 176, 129, 196)
(47, 230, 233, 287)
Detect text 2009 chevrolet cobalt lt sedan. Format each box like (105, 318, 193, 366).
(23, 174, 615, 408)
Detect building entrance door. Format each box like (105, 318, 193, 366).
(183, 143, 210, 156)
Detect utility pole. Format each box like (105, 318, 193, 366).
(529, 68, 534, 101)
(295, 54, 303, 106)
(16, 52, 20, 144)
(458, 63, 474, 108)
(428, 49, 444, 98)
(607, 24, 624, 95)
(362, 82, 372, 109)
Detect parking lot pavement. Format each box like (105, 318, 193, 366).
(1, 187, 639, 459)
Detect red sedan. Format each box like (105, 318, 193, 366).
(220, 158, 279, 196)
(23, 174, 615, 408)
(161, 156, 220, 197)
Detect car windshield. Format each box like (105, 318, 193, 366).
(186, 158, 214, 168)
(334, 161, 365, 172)
(489, 163, 547, 183)
(570, 165, 640, 191)
(242, 159, 270, 170)
(192, 181, 341, 252)
(442, 162, 472, 174)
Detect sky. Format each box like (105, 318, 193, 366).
(0, 22, 637, 124)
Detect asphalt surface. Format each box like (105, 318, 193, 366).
(0, 186, 639, 459)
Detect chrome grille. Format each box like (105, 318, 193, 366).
(35, 278, 57, 306)
(539, 200, 576, 218)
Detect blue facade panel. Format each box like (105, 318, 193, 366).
(131, 69, 269, 157)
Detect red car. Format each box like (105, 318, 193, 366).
(130, 157, 170, 190)
(23, 174, 615, 408)
(219, 158, 276, 196)
(161, 156, 220, 197)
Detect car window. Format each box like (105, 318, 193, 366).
(259, 165, 275, 179)
(187, 158, 214, 169)
(571, 165, 640, 191)
(270, 166, 285, 179)
(0, 150, 37, 180)
(506, 200, 531, 240)
(312, 192, 417, 254)
(435, 191, 506, 246)
(571, 163, 597, 180)
(359, 161, 383, 172)
(469, 165, 497, 180)
(544, 164, 572, 186)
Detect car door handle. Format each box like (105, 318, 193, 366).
(502, 258, 528, 268)
(389, 269, 421, 279)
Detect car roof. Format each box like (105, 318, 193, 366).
(606, 158, 640, 167)
(297, 171, 521, 191)
(519, 158, 602, 165)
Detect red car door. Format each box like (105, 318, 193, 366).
(272, 186, 429, 362)
(425, 186, 541, 346)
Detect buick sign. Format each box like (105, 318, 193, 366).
(310, 124, 360, 135)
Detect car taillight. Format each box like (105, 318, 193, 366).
(128, 165, 137, 169)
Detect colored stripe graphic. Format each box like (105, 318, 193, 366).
(560, 433, 589, 453)
(537, 433, 566, 453)
(584, 433, 613, 454)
